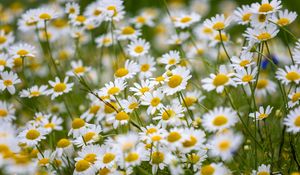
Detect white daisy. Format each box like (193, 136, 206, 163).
(250, 0, 282, 14)
(140, 90, 164, 115)
(173, 12, 201, 29)
(288, 87, 300, 108)
(276, 65, 300, 85)
(67, 60, 92, 77)
(114, 60, 139, 79)
(8, 42, 36, 59)
(0, 100, 15, 122)
(0, 30, 14, 49)
(204, 14, 231, 31)
(271, 9, 297, 26)
(46, 76, 74, 99)
(18, 126, 47, 147)
(19, 85, 48, 98)
(127, 38, 150, 57)
(284, 106, 300, 133)
(159, 50, 181, 69)
(0, 71, 21, 94)
(251, 164, 271, 175)
(233, 5, 252, 25)
(138, 55, 156, 79)
(100, 78, 127, 97)
(233, 66, 258, 85)
(0, 53, 13, 71)
(116, 25, 141, 41)
(249, 105, 273, 121)
(244, 24, 279, 43)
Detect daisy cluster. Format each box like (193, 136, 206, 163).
(0, 0, 300, 174)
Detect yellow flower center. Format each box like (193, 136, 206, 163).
(108, 87, 120, 95)
(84, 153, 97, 163)
(140, 64, 150, 72)
(115, 68, 129, 77)
(3, 80, 12, 86)
(184, 97, 197, 107)
(93, 9, 102, 16)
(54, 83, 66, 92)
(151, 151, 164, 164)
(125, 152, 139, 162)
(134, 46, 144, 53)
(188, 153, 200, 164)
(213, 115, 228, 126)
(103, 153, 115, 164)
(201, 165, 215, 175)
(139, 87, 150, 94)
(39, 13, 51, 20)
(17, 49, 29, 56)
(203, 27, 213, 34)
(89, 105, 100, 114)
(277, 18, 290, 26)
(0, 109, 8, 117)
(219, 140, 231, 151)
(286, 71, 300, 81)
(258, 14, 266, 22)
(115, 111, 129, 121)
(214, 33, 228, 41)
(57, 138, 71, 148)
(72, 118, 85, 129)
(76, 15, 86, 23)
(213, 74, 229, 86)
(104, 102, 117, 114)
(242, 75, 253, 82)
(180, 16, 192, 23)
(75, 159, 90, 172)
(168, 75, 183, 88)
(168, 58, 177, 65)
(257, 172, 270, 175)
(182, 136, 197, 147)
(162, 109, 175, 120)
(259, 3, 273, 13)
(256, 32, 271, 41)
(151, 135, 162, 142)
(122, 26, 135, 35)
(129, 102, 138, 109)
(13, 57, 22, 68)
(212, 22, 225, 30)
(26, 129, 40, 140)
(0, 59, 6, 66)
(239, 60, 250, 67)
(107, 6, 117, 16)
(242, 13, 252, 22)
(258, 113, 268, 119)
(0, 36, 7, 44)
(38, 158, 50, 165)
(44, 123, 55, 129)
(136, 16, 145, 23)
(167, 131, 181, 142)
(156, 76, 165, 82)
(150, 97, 161, 107)
(99, 168, 111, 175)
(74, 66, 85, 74)
(294, 116, 300, 127)
(30, 91, 40, 97)
(83, 132, 96, 142)
(146, 128, 157, 134)
(257, 79, 268, 89)
(292, 92, 300, 102)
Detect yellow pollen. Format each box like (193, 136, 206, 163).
(201, 165, 215, 175)
(212, 22, 225, 30)
(72, 118, 85, 129)
(89, 105, 100, 114)
(258, 14, 266, 22)
(17, 49, 29, 56)
(136, 16, 146, 23)
(214, 33, 228, 41)
(107, 87, 120, 95)
(93, 9, 102, 16)
(115, 68, 129, 77)
(151, 151, 164, 164)
(44, 123, 55, 129)
(258, 113, 268, 119)
(150, 97, 161, 107)
(84, 153, 97, 163)
(74, 66, 85, 74)
(259, 3, 273, 13)
(213, 74, 229, 86)
(151, 135, 162, 142)
(277, 18, 290, 26)
(184, 97, 197, 107)
(125, 152, 139, 162)
(162, 109, 174, 120)
(203, 27, 213, 34)
(57, 138, 71, 148)
(168, 75, 183, 88)
(257, 79, 268, 89)
(107, 6, 117, 16)
(30, 91, 40, 97)
(156, 76, 165, 82)
(242, 75, 253, 82)
(180, 16, 192, 23)
(76, 15, 86, 23)
(26, 129, 40, 140)
(242, 13, 252, 22)
(219, 140, 231, 151)
(134, 46, 144, 53)
(0, 36, 7, 44)
(168, 58, 177, 65)
(75, 159, 90, 172)
(286, 71, 300, 81)
(13, 57, 22, 68)
(122, 26, 135, 35)
(99, 168, 111, 175)
(182, 136, 197, 147)
(146, 128, 157, 134)
(294, 116, 300, 127)
(3, 80, 12, 86)
(103, 153, 115, 164)
(129, 102, 138, 109)
(167, 132, 181, 142)
(0, 109, 8, 118)
(239, 60, 250, 67)
(141, 64, 150, 72)
(139, 87, 150, 94)
(53, 83, 66, 92)
(188, 153, 200, 164)
(257, 172, 270, 175)
(0, 59, 6, 66)
(292, 92, 300, 102)
(115, 111, 129, 121)
(213, 115, 228, 126)
(104, 102, 117, 113)
(256, 32, 271, 41)
(83, 132, 96, 142)
(39, 13, 51, 20)
(38, 158, 50, 165)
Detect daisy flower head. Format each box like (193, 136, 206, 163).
(95, 145, 119, 169)
(67, 60, 91, 77)
(288, 87, 300, 108)
(69, 117, 89, 137)
(100, 78, 127, 97)
(161, 128, 185, 150)
(250, 13, 271, 29)
(255, 77, 276, 97)
(137, 55, 156, 79)
(95, 33, 113, 48)
(162, 66, 192, 95)
(149, 147, 173, 174)
(202, 65, 235, 93)
(75, 145, 101, 170)
(36, 7, 59, 22)
(231, 51, 255, 70)
(130, 79, 155, 96)
(194, 24, 215, 40)
(120, 96, 140, 113)
(233, 66, 258, 85)
(65, 2, 80, 17)
(127, 38, 150, 57)
(47, 76, 74, 99)
(159, 50, 181, 69)
(153, 103, 185, 127)
(55, 138, 74, 157)
(69, 15, 88, 26)
(233, 5, 252, 25)
(276, 65, 300, 85)
(114, 60, 139, 80)
(173, 12, 201, 29)
(208, 130, 243, 161)
(249, 105, 273, 121)
(0, 100, 15, 122)
(130, 13, 155, 28)
(116, 25, 141, 41)
(0, 71, 21, 94)
(18, 9, 38, 32)
(167, 32, 190, 45)
(108, 110, 131, 129)
(250, 0, 282, 14)
(271, 9, 297, 27)
(102, 0, 125, 22)
(244, 24, 279, 43)
(74, 158, 97, 175)
(0, 53, 13, 71)
(40, 115, 63, 133)
(0, 30, 14, 49)
(180, 127, 206, 153)
(251, 164, 271, 175)
(19, 85, 48, 98)
(8, 42, 36, 59)
(121, 144, 148, 168)
(204, 14, 231, 31)
(140, 90, 164, 115)
(17, 126, 47, 147)
(182, 90, 206, 110)
(37, 150, 55, 168)
(210, 30, 230, 46)
(202, 107, 238, 132)
(284, 106, 300, 134)
(84, 2, 105, 21)
(199, 162, 232, 175)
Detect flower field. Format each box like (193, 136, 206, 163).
(1, 0, 300, 174)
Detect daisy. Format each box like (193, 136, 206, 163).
(74, 159, 97, 175)
(18, 9, 38, 32)
(194, 24, 214, 40)
(69, 15, 88, 26)
(67, 60, 91, 77)
(138, 55, 156, 79)
(127, 38, 150, 57)
(167, 32, 190, 45)
(102, 0, 125, 22)
(199, 162, 232, 175)
(182, 90, 205, 109)
(116, 25, 141, 41)
(185, 149, 208, 171)
(0, 53, 13, 71)
(244, 24, 279, 43)
(204, 14, 231, 31)
(251, 164, 271, 175)
(149, 147, 173, 174)
(19, 85, 48, 98)
(81, 102, 102, 122)
(120, 96, 140, 113)
(163, 66, 192, 95)
(0, 100, 15, 122)
(162, 128, 184, 150)
(46, 76, 74, 99)
(55, 138, 74, 157)
(139, 124, 164, 143)
(140, 90, 164, 115)
(17, 126, 47, 147)
(95, 33, 113, 47)
(276, 65, 300, 85)
(210, 31, 230, 46)
(249, 105, 273, 120)
(75, 145, 101, 169)
(233, 66, 258, 85)
(74, 124, 102, 147)
(208, 130, 243, 161)
(114, 60, 139, 79)
(100, 78, 127, 97)
(130, 13, 155, 28)
(108, 111, 130, 129)
(233, 5, 252, 25)
(40, 115, 63, 133)
(153, 103, 185, 127)
(130, 79, 155, 96)
(8, 42, 36, 59)
(250, 13, 271, 29)
(271, 9, 297, 27)
(0, 71, 21, 94)
(231, 51, 255, 70)
(255, 77, 277, 96)
(95, 145, 119, 169)
(35, 7, 59, 22)
(284, 106, 300, 133)
(288, 87, 300, 108)
(159, 50, 181, 69)
(121, 144, 148, 168)
(180, 128, 206, 153)
(202, 65, 235, 93)
(69, 118, 89, 137)
(250, 0, 282, 14)
(173, 12, 201, 29)
(202, 107, 238, 132)
(65, 2, 80, 17)
(37, 150, 55, 168)
(84, 2, 105, 21)
(0, 30, 14, 49)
